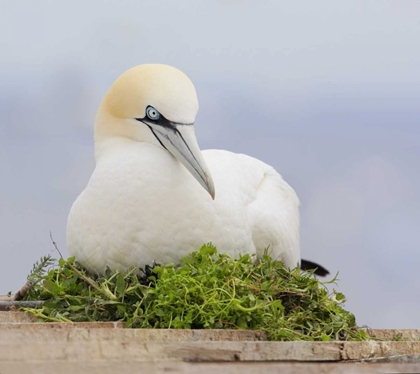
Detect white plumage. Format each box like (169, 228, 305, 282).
(67, 64, 301, 274)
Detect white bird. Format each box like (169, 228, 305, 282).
(67, 64, 328, 276)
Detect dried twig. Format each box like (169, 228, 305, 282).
(0, 283, 33, 302)
(50, 231, 63, 258)
(13, 281, 33, 301)
(49, 232, 115, 299)
(65, 261, 108, 296)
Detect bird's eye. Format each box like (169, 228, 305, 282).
(146, 106, 161, 121)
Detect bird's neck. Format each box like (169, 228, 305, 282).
(94, 112, 162, 163)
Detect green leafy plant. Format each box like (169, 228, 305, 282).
(23, 244, 367, 341)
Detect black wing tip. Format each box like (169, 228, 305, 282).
(300, 259, 330, 277)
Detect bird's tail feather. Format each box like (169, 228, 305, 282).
(300, 259, 329, 276)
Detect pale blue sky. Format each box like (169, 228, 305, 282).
(1, 0, 419, 328)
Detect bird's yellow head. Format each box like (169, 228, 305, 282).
(95, 64, 214, 199)
(101, 64, 199, 124)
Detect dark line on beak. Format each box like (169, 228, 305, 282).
(174, 128, 199, 166)
(147, 125, 168, 151)
(172, 128, 208, 187)
(138, 117, 208, 187)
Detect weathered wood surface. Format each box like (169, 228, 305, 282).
(1, 361, 420, 374)
(1, 311, 420, 370)
(365, 328, 420, 341)
(0, 322, 266, 342)
(1, 338, 420, 363)
(2, 311, 419, 341)
(2, 326, 420, 363)
(0, 310, 39, 323)
(2, 321, 419, 342)
(0, 340, 343, 362)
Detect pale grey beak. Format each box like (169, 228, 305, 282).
(143, 120, 215, 199)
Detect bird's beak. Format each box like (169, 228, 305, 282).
(145, 122, 215, 199)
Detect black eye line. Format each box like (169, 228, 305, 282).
(136, 115, 177, 129)
(135, 108, 193, 129)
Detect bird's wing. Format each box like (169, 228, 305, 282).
(247, 161, 301, 269)
(203, 150, 300, 269)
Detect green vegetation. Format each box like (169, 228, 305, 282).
(23, 244, 367, 341)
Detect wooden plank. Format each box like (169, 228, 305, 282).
(0, 325, 267, 342)
(360, 354, 420, 363)
(1, 338, 419, 363)
(1, 312, 420, 364)
(365, 328, 420, 341)
(342, 341, 420, 361)
(2, 361, 420, 374)
(0, 341, 342, 362)
(2, 312, 420, 365)
(3, 321, 420, 344)
(0, 321, 126, 330)
(1, 312, 419, 342)
(0, 311, 38, 323)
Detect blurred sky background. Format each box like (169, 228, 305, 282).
(1, 0, 419, 328)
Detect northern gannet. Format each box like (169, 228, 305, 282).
(67, 64, 328, 276)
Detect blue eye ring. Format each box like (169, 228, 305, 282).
(146, 106, 161, 121)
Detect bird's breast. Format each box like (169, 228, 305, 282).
(67, 142, 255, 273)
